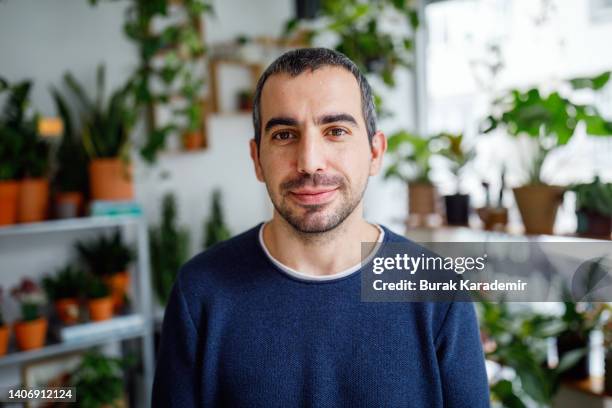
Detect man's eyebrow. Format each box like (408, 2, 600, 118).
(316, 113, 359, 127)
(264, 117, 298, 132)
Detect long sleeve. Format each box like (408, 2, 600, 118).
(152, 278, 199, 407)
(434, 301, 490, 408)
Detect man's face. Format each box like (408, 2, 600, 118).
(250, 66, 386, 234)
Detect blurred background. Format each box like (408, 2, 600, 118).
(0, 0, 611, 407)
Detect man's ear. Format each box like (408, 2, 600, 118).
(369, 131, 387, 176)
(249, 139, 265, 182)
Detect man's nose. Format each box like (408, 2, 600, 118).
(296, 130, 326, 175)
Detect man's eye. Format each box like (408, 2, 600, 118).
(328, 128, 348, 137)
(273, 131, 294, 141)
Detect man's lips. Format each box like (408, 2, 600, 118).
(288, 187, 339, 205)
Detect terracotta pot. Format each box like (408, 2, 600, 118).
(55, 191, 83, 219)
(54, 298, 80, 325)
(104, 271, 130, 310)
(0, 325, 9, 356)
(0, 180, 19, 226)
(18, 178, 49, 223)
(88, 297, 114, 321)
(183, 131, 205, 150)
(407, 183, 438, 227)
(477, 207, 509, 231)
(89, 158, 133, 201)
(14, 317, 48, 351)
(513, 185, 565, 235)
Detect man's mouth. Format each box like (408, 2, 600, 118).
(288, 187, 339, 205)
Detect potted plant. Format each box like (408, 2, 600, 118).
(482, 72, 612, 235)
(42, 265, 85, 324)
(570, 176, 612, 238)
(11, 278, 47, 351)
(556, 301, 605, 381)
(479, 300, 585, 406)
(85, 275, 113, 322)
(237, 89, 254, 112)
(77, 231, 134, 311)
(435, 132, 474, 226)
(0, 78, 51, 224)
(0, 78, 24, 226)
(203, 189, 232, 249)
(178, 72, 206, 151)
(63, 65, 135, 200)
(50, 87, 90, 218)
(0, 287, 9, 356)
(70, 350, 129, 408)
(477, 167, 509, 231)
(150, 193, 190, 306)
(385, 131, 439, 226)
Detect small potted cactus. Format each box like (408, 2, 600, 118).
(85, 276, 113, 322)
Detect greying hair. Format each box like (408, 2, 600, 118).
(252, 48, 377, 148)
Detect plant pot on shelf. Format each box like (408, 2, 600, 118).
(54, 298, 80, 325)
(513, 185, 565, 235)
(103, 271, 130, 311)
(55, 192, 83, 219)
(14, 317, 48, 351)
(444, 194, 470, 226)
(407, 182, 438, 226)
(89, 158, 133, 201)
(18, 178, 49, 223)
(576, 210, 612, 238)
(88, 297, 114, 322)
(476, 207, 508, 231)
(0, 325, 9, 356)
(557, 330, 590, 381)
(183, 131, 205, 151)
(0, 180, 19, 226)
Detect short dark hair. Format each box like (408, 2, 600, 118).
(252, 47, 377, 148)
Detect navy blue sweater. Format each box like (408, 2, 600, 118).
(152, 224, 489, 407)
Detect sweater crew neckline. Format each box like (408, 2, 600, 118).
(258, 222, 385, 283)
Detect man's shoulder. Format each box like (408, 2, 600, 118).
(176, 223, 262, 289)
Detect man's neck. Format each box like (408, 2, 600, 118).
(262, 209, 381, 277)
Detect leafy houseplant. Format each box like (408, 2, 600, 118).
(203, 189, 232, 249)
(481, 71, 612, 234)
(556, 302, 605, 381)
(0, 287, 8, 356)
(63, 65, 135, 200)
(150, 193, 189, 305)
(85, 275, 113, 322)
(50, 87, 90, 218)
(384, 131, 439, 226)
(90, 0, 213, 163)
(42, 265, 85, 324)
(0, 78, 51, 224)
(570, 176, 612, 237)
(76, 231, 134, 310)
(70, 350, 128, 408)
(11, 278, 48, 351)
(435, 132, 474, 226)
(479, 301, 584, 407)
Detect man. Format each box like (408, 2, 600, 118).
(152, 48, 489, 407)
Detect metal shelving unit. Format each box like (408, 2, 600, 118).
(0, 215, 155, 408)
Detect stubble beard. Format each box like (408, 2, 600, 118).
(266, 172, 368, 235)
